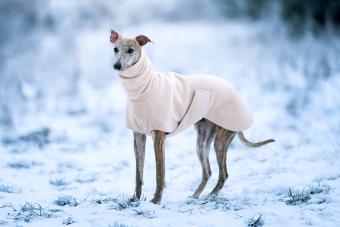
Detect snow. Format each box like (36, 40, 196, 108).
(1, 3, 340, 226)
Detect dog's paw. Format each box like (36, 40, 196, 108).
(130, 196, 139, 202)
(150, 197, 161, 204)
(188, 195, 199, 199)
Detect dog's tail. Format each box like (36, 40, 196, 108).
(237, 132, 275, 148)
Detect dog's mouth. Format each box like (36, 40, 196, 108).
(113, 67, 123, 72)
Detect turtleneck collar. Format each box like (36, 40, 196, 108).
(117, 50, 156, 102)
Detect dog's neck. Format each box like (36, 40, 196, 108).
(118, 50, 157, 101)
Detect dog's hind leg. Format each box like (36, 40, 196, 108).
(192, 119, 216, 198)
(209, 127, 236, 196)
(131, 132, 146, 201)
(150, 130, 167, 204)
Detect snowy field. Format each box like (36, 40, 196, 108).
(1, 6, 340, 227)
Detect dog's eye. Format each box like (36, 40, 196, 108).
(114, 47, 119, 53)
(127, 48, 134, 54)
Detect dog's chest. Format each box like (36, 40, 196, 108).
(124, 75, 194, 135)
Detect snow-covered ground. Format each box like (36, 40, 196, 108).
(1, 18, 340, 227)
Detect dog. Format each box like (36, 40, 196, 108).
(110, 30, 274, 204)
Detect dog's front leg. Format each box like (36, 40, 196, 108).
(131, 132, 146, 201)
(150, 130, 166, 204)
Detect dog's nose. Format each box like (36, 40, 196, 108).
(113, 63, 122, 70)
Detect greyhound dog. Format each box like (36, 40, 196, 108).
(110, 30, 274, 204)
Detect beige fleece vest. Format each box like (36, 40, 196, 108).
(118, 50, 252, 136)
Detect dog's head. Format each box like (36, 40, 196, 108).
(110, 30, 151, 71)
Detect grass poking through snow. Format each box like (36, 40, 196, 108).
(282, 181, 332, 205)
(0, 184, 21, 193)
(55, 195, 79, 207)
(185, 194, 250, 212)
(7, 202, 62, 223)
(132, 209, 156, 219)
(246, 215, 264, 227)
(109, 222, 130, 227)
(49, 179, 71, 187)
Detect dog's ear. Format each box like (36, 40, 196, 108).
(136, 35, 151, 46)
(110, 30, 120, 43)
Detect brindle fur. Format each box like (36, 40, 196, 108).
(210, 126, 236, 196)
(131, 132, 146, 201)
(113, 38, 141, 71)
(150, 130, 166, 204)
(192, 119, 215, 198)
(111, 30, 275, 204)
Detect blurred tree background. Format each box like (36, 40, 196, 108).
(214, 0, 340, 34)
